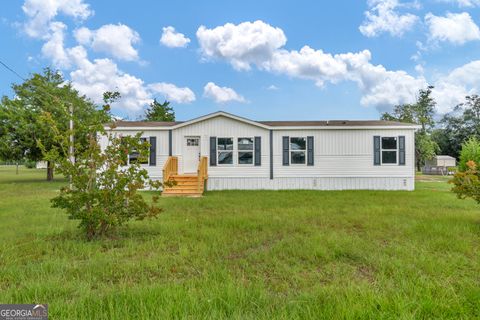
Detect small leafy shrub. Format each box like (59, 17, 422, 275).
(450, 160, 480, 204)
(50, 133, 163, 239)
(458, 137, 480, 172)
(39, 93, 164, 240)
(24, 160, 37, 169)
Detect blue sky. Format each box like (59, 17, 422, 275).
(1, 0, 480, 121)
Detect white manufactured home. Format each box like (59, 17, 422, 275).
(101, 111, 418, 196)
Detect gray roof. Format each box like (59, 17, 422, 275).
(434, 155, 456, 160)
(111, 119, 415, 128)
(258, 120, 415, 127)
(107, 111, 418, 128)
(108, 120, 183, 127)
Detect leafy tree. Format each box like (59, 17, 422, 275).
(143, 99, 175, 121)
(433, 95, 480, 158)
(458, 137, 480, 172)
(416, 133, 439, 168)
(381, 86, 438, 171)
(450, 160, 480, 205)
(0, 68, 109, 180)
(0, 97, 26, 174)
(40, 93, 163, 240)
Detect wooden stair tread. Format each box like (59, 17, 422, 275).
(163, 172, 206, 197)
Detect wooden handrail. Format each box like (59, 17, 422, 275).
(197, 156, 208, 192)
(162, 156, 178, 183)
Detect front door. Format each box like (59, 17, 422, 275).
(183, 136, 200, 173)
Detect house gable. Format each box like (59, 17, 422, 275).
(172, 111, 271, 130)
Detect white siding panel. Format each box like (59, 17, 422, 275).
(207, 177, 414, 191)
(273, 129, 414, 178)
(102, 114, 417, 191)
(172, 116, 270, 177)
(98, 129, 170, 179)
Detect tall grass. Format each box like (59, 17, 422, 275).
(0, 167, 478, 319)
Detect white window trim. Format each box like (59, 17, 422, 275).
(380, 136, 398, 166)
(128, 137, 149, 166)
(290, 136, 307, 166)
(217, 137, 235, 166)
(237, 137, 255, 166)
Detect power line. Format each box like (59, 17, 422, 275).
(0, 59, 26, 82)
(0, 58, 68, 105)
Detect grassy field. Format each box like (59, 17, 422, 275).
(0, 166, 479, 319)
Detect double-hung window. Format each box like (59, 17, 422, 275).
(238, 137, 254, 165)
(129, 137, 149, 165)
(290, 137, 306, 164)
(381, 137, 397, 164)
(217, 137, 234, 165)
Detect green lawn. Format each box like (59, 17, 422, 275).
(0, 166, 479, 319)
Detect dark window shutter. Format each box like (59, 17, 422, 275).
(399, 136, 405, 166)
(282, 136, 289, 166)
(374, 136, 381, 165)
(210, 136, 217, 166)
(149, 137, 157, 166)
(307, 136, 314, 166)
(254, 136, 261, 166)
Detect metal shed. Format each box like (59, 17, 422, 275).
(423, 155, 456, 175)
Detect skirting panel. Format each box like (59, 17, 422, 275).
(206, 177, 414, 191)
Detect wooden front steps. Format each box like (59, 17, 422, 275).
(162, 156, 208, 197)
(162, 174, 204, 197)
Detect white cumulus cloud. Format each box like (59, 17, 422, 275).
(431, 60, 480, 113)
(160, 26, 190, 48)
(197, 20, 287, 70)
(74, 24, 141, 61)
(264, 47, 363, 87)
(22, 0, 92, 39)
(67, 46, 152, 112)
(65, 46, 196, 113)
(148, 82, 196, 103)
(197, 20, 426, 111)
(437, 0, 480, 7)
(203, 82, 246, 103)
(425, 12, 480, 45)
(41, 21, 71, 68)
(359, 0, 418, 37)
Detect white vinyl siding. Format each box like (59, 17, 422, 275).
(99, 129, 170, 180)
(272, 129, 414, 178)
(100, 114, 416, 191)
(172, 116, 270, 176)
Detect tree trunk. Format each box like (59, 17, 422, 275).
(47, 161, 54, 181)
(16, 162, 19, 175)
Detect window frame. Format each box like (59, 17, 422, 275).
(380, 136, 398, 165)
(216, 137, 234, 166)
(128, 137, 149, 165)
(289, 136, 307, 165)
(237, 137, 255, 166)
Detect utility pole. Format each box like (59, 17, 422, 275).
(69, 103, 74, 188)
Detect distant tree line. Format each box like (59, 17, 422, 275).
(381, 86, 480, 171)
